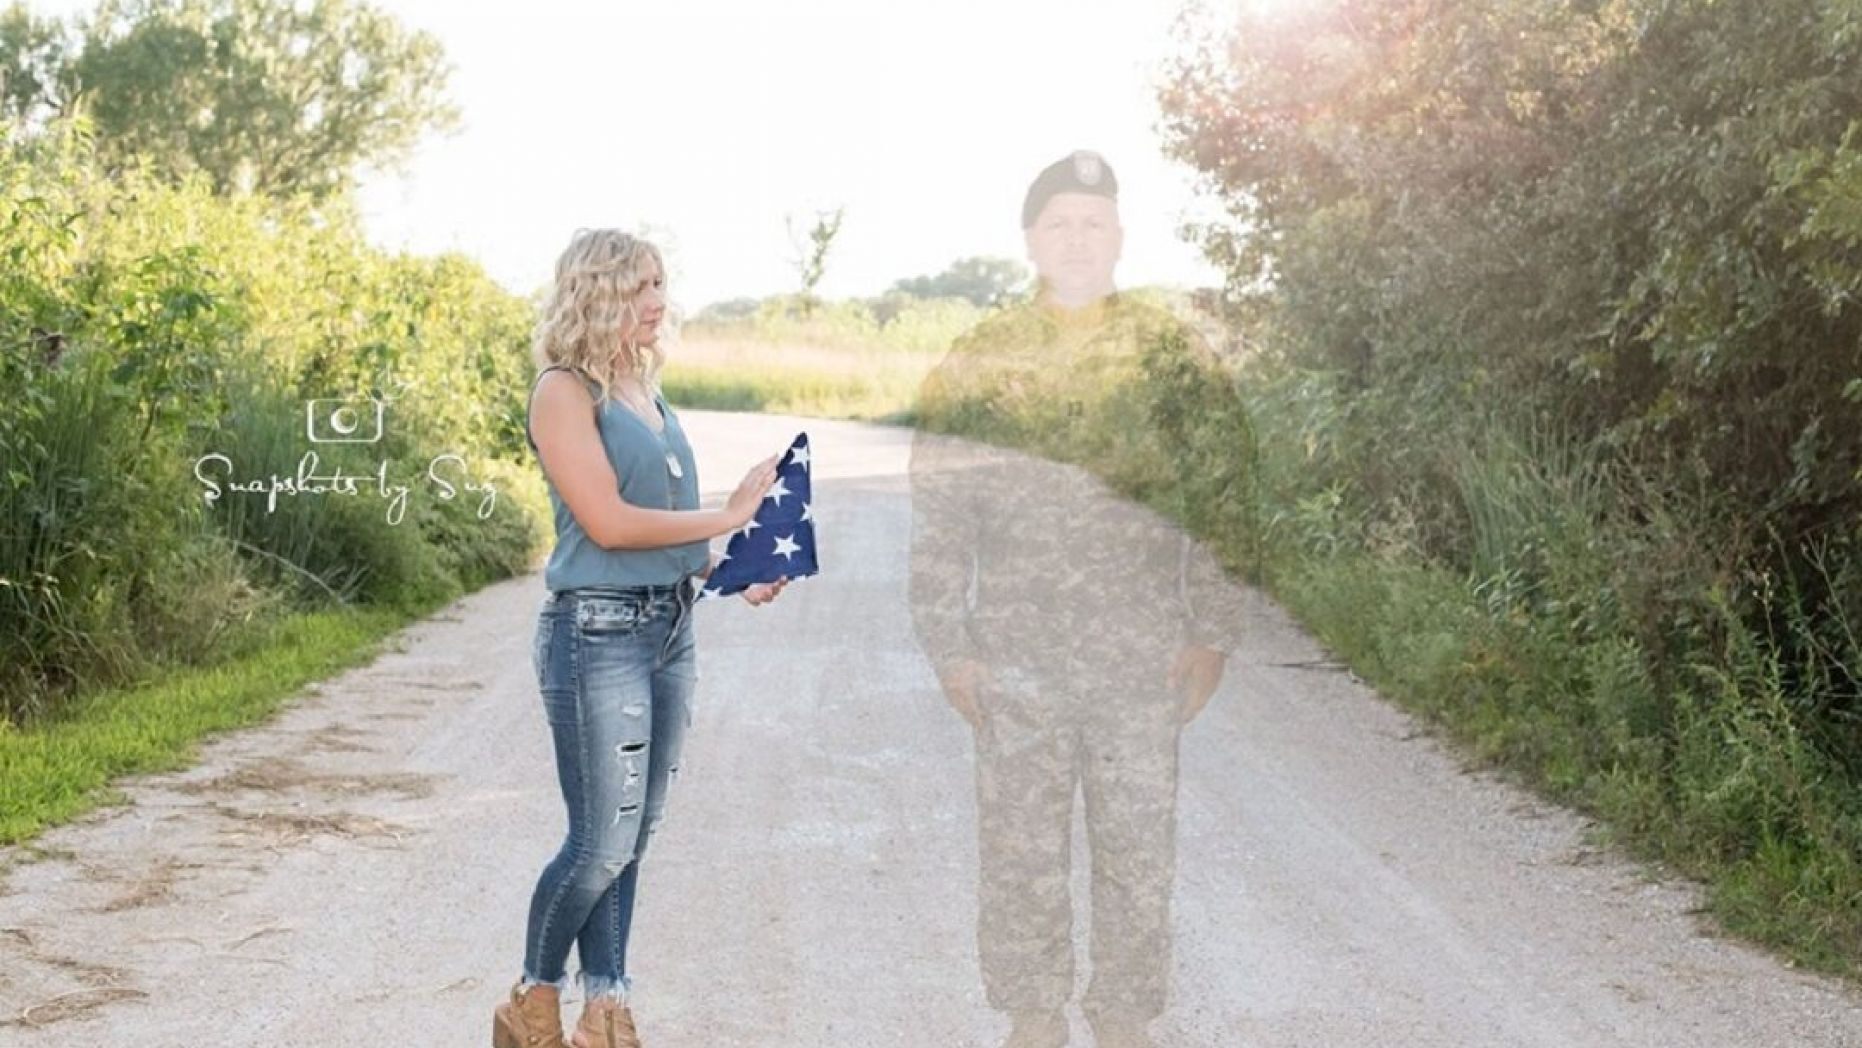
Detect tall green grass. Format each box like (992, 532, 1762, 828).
(667, 290, 981, 420)
(0, 126, 546, 728)
(685, 324, 1862, 980)
(0, 342, 236, 716)
(661, 336, 939, 423)
(684, 293, 983, 355)
(1237, 365, 1862, 979)
(0, 603, 419, 846)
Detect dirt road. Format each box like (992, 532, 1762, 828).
(2, 410, 1858, 1047)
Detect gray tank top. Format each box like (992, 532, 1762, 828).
(525, 365, 709, 591)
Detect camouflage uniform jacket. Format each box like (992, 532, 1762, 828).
(907, 293, 1252, 685)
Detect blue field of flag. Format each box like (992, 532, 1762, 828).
(698, 432, 818, 599)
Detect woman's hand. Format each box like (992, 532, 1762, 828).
(726, 453, 782, 527)
(741, 575, 789, 607)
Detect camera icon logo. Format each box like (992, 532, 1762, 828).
(306, 397, 385, 444)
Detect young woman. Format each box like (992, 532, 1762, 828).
(493, 228, 789, 1048)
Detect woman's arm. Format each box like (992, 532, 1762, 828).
(530, 370, 748, 550)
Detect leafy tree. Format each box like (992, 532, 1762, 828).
(0, 125, 540, 717)
(1160, 0, 1862, 532)
(889, 255, 1029, 307)
(1158, 0, 1862, 773)
(0, 4, 70, 134)
(690, 297, 761, 325)
(786, 205, 845, 317)
(66, 0, 458, 198)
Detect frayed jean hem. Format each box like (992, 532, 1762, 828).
(518, 970, 572, 994)
(580, 971, 633, 1003)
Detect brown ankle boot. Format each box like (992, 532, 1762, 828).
(569, 998, 642, 1048)
(492, 980, 567, 1048)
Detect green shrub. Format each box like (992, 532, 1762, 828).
(0, 124, 543, 722)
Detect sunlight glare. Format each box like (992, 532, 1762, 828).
(1242, 0, 1324, 17)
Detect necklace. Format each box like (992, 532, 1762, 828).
(613, 377, 684, 480)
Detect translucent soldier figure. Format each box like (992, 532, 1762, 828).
(908, 151, 1254, 1048)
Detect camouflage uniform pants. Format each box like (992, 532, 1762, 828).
(972, 662, 1181, 1021)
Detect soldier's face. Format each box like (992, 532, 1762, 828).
(1024, 193, 1122, 301)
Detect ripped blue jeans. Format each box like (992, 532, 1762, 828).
(520, 580, 697, 1003)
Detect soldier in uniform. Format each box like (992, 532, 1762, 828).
(908, 152, 1254, 1048)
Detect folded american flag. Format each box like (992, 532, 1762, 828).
(698, 432, 818, 600)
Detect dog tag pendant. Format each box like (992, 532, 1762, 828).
(666, 451, 684, 479)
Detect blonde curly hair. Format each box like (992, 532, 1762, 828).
(531, 228, 669, 405)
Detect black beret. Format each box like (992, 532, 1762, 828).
(1021, 150, 1119, 228)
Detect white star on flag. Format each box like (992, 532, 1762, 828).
(700, 432, 818, 598)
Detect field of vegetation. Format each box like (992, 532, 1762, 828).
(1153, 0, 1862, 981)
(0, 0, 547, 845)
(666, 0, 1862, 984)
(667, 303, 954, 422)
(3, 0, 1859, 989)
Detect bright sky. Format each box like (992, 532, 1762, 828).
(35, 0, 1244, 309)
